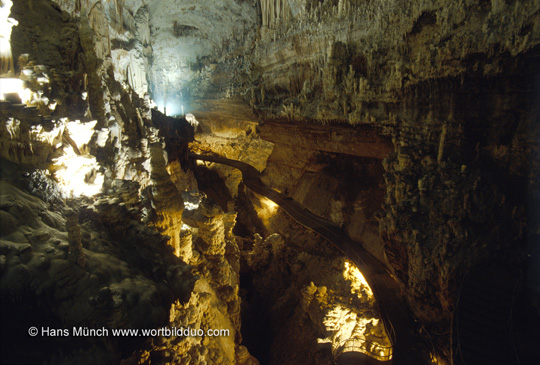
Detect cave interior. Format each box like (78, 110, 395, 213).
(0, 0, 539, 364)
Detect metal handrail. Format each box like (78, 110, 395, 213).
(334, 336, 393, 361)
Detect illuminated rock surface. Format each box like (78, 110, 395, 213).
(0, 176, 195, 363)
(1, 0, 539, 364)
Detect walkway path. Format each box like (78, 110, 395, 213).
(190, 153, 425, 364)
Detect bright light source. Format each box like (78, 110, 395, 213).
(0, 0, 17, 73)
(430, 353, 442, 364)
(261, 197, 278, 214)
(0, 78, 22, 95)
(0, 78, 30, 103)
(152, 94, 187, 117)
(152, 96, 167, 115)
(255, 196, 279, 225)
(161, 103, 185, 116)
(53, 146, 104, 198)
(251, 195, 280, 227)
(36, 75, 49, 84)
(184, 201, 200, 210)
(314, 260, 392, 361)
(320, 303, 392, 361)
(51, 119, 104, 198)
(185, 113, 199, 127)
(3, 112, 103, 198)
(343, 259, 374, 299)
(29, 123, 64, 145)
(65, 120, 97, 148)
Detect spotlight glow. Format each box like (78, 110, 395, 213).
(53, 148, 104, 198)
(64, 119, 97, 149)
(343, 259, 374, 298)
(0, 78, 31, 103)
(185, 113, 199, 127)
(316, 260, 392, 361)
(184, 201, 200, 210)
(52, 120, 104, 198)
(152, 94, 187, 117)
(0, 0, 17, 73)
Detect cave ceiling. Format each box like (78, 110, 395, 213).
(123, 0, 258, 115)
(48, 0, 540, 123)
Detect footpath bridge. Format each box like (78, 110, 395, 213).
(190, 153, 425, 364)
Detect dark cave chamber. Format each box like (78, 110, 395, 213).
(238, 270, 274, 365)
(0, 297, 144, 364)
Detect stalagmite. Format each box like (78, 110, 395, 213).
(1, 0, 538, 364)
(65, 209, 86, 268)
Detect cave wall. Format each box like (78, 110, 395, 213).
(238, 0, 540, 360)
(8, 0, 192, 251)
(380, 52, 540, 323)
(137, 1, 539, 361)
(53, 0, 260, 113)
(0, 176, 195, 364)
(132, 199, 255, 364)
(239, 227, 392, 364)
(51, 0, 152, 98)
(2, 0, 539, 363)
(257, 44, 539, 333)
(260, 131, 390, 264)
(2, 1, 268, 363)
(1, 1, 201, 363)
(247, 0, 540, 122)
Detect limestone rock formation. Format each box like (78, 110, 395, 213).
(1, 0, 538, 364)
(241, 230, 391, 363)
(0, 178, 195, 364)
(133, 197, 253, 364)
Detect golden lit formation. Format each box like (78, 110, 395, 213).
(0, 0, 16, 74)
(1, 0, 536, 364)
(318, 260, 392, 361)
(51, 120, 104, 197)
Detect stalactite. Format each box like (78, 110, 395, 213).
(262, 0, 267, 27)
(260, 0, 290, 29)
(115, 0, 123, 17)
(437, 123, 447, 164)
(269, 0, 274, 27)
